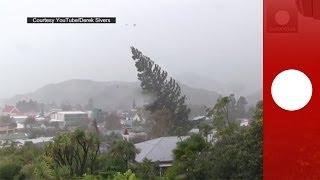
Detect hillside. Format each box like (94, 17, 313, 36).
(6, 79, 221, 110)
(174, 72, 227, 94)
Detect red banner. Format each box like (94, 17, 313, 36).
(264, 0, 320, 178)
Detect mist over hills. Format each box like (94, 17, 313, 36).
(5, 71, 262, 111)
(6, 79, 222, 110)
(174, 72, 228, 95)
(175, 72, 260, 96)
(175, 72, 262, 104)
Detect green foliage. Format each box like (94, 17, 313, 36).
(82, 174, 103, 180)
(198, 122, 213, 142)
(0, 115, 16, 129)
(237, 96, 248, 118)
(207, 96, 231, 129)
(33, 156, 55, 180)
(0, 115, 12, 124)
(131, 47, 190, 136)
(168, 101, 263, 180)
(149, 108, 173, 137)
(44, 129, 100, 177)
(0, 161, 22, 180)
(0, 142, 42, 180)
(134, 159, 158, 179)
(209, 113, 262, 179)
(167, 134, 212, 180)
(113, 170, 137, 180)
(211, 101, 262, 179)
(107, 140, 137, 172)
(207, 94, 249, 129)
(103, 132, 122, 145)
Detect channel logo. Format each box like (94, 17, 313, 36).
(267, 1, 298, 33)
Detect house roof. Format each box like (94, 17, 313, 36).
(190, 116, 208, 121)
(2, 105, 21, 114)
(0, 133, 28, 140)
(135, 136, 188, 163)
(15, 137, 53, 145)
(57, 111, 88, 115)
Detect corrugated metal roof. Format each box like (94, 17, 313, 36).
(135, 136, 188, 163)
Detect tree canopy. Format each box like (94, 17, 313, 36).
(131, 47, 190, 136)
(167, 101, 263, 180)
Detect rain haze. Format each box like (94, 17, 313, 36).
(0, 0, 262, 99)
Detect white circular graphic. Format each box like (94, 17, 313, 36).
(271, 69, 312, 111)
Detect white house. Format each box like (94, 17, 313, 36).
(50, 111, 89, 129)
(12, 116, 28, 124)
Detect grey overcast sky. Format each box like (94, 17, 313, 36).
(0, 0, 262, 99)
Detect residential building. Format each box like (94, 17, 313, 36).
(239, 118, 250, 127)
(135, 136, 188, 174)
(0, 124, 17, 134)
(2, 105, 21, 116)
(50, 111, 89, 127)
(12, 116, 28, 124)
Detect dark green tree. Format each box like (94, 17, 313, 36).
(198, 122, 213, 142)
(168, 101, 263, 180)
(236, 96, 248, 118)
(228, 94, 237, 120)
(134, 159, 158, 179)
(207, 96, 231, 129)
(0, 161, 22, 180)
(107, 140, 137, 171)
(208, 101, 263, 179)
(24, 116, 36, 129)
(149, 108, 173, 138)
(167, 134, 212, 180)
(131, 47, 190, 135)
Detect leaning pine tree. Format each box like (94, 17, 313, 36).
(131, 47, 190, 136)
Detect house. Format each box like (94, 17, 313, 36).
(191, 116, 207, 121)
(12, 116, 28, 124)
(15, 136, 53, 147)
(120, 108, 146, 128)
(2, 105, 21, 116)
(49, 119, 66, 129)
(0, 135, 53, 147)
(122, 131, 147, 143)
(239, 118, 250, 127)
(50, 111, 89, 128)
(0, 124, 17, 134)
(135, 136, 188, 174)
(0, 132, 28, 146)
(132, 113, 145, 124)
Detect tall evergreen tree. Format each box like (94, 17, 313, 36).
(236, 96, 248, 118)
(131, 47, 190, 135)
(228, 94, 237, 120)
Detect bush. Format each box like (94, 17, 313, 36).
(0, 161, 22, 180)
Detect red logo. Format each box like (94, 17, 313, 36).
(267, 6, 298, 33)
